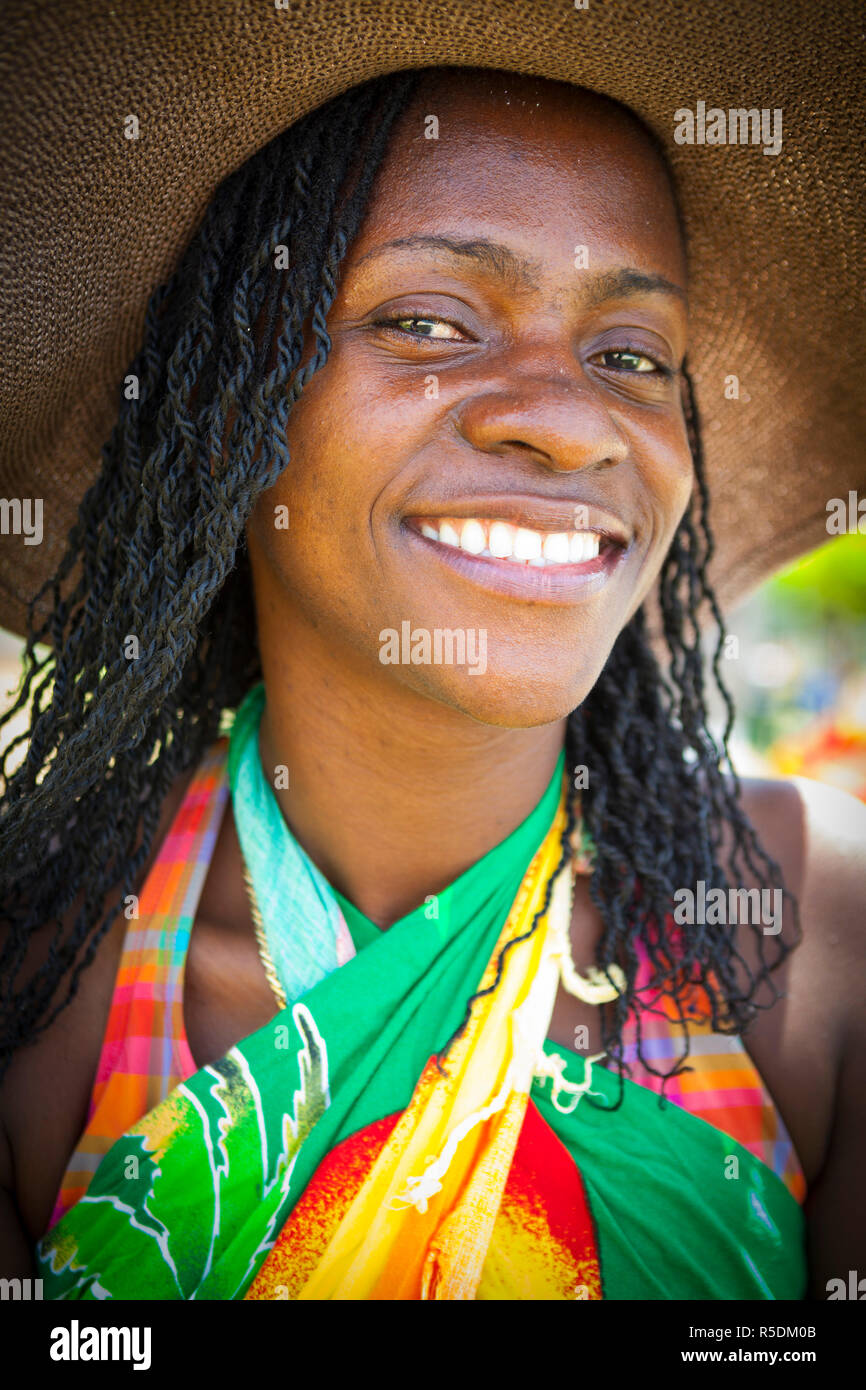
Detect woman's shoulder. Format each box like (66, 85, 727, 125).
(730, 772, 865, 1280)
(734, 772, 866, 1010)
(728, 771, 865, 1081)
(739, 772, 866, 1289)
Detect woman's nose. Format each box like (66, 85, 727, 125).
(451, 366, 629, 476)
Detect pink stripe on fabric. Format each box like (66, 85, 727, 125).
(676, 1086, 771, 1109)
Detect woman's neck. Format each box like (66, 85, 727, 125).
(256, 638, 567, 929)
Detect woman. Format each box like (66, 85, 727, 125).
(0, 49, 863, 1300)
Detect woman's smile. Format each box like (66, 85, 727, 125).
(402, 506, 629, 605)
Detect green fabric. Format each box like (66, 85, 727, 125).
(35, 736, 806, 1301)
(532, 1042, 806, 1300)
(335, 883, 807, 1301)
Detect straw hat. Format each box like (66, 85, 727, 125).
(0, 0, 863, 639)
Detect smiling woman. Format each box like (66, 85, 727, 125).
(243, 75, 692, 740)
(0, 36, 864, 1308)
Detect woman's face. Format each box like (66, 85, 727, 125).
(247, 71, 691, 728)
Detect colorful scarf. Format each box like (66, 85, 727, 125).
(228, 681, 356, 1001)
(37, 691, 806, 1300)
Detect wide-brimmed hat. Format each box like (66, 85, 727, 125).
(0, 0, 862, 639)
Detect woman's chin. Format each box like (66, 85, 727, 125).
(395, 663, 596, 730)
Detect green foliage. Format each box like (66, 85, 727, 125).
(766, 534, 866, 620)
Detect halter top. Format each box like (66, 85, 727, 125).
(49, 737, 807, 1230)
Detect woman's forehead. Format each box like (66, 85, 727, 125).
(344, 68, 687, 291)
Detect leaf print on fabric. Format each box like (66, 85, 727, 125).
(291, 1002, 331, 1129)
(37, 1129, 193, 1300)
(178, 1052, 264, 1297)
(195, 1004, 332, 1300)
(37, 1003, 332, 1301)
(227, 1003, 332, 1298)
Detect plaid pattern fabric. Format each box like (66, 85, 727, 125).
(618, 942, 807, 1203)
(49, 736, 806, 1229)
(49, 738, 230, 1229)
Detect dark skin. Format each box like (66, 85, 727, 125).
(1, 72, 864, 1295)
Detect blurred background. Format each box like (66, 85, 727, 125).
(1, 531, 865, 799)
(705, 531, 866, 800)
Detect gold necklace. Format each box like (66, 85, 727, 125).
(242, 858, 287, 1010)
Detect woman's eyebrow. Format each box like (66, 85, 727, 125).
(582, 267, 688, 307)
(355, 234, 542, 291)
(355, 234, 686, 307)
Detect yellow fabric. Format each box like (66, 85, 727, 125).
(294, 779, 571, 1301)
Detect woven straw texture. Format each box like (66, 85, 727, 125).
(0, 0, 863, 636)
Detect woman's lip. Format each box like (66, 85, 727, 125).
(403, 521, 627, 604)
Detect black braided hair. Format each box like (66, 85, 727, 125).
(0, 69, 798, 1096)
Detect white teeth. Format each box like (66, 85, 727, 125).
(570, 532, 600, 562)
(459, 519, 486, 555)
(488, 522, 514, 559)
(513, 527, 542, 561)
(543, 532, 571, 563)
(416, 519, 605, 566)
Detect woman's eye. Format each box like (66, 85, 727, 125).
(596, 348, 664, 374)
(378, 315, 465, 340)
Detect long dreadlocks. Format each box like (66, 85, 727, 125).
(0, 68, 798, 1095)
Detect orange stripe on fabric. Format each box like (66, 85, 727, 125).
(48, 740, 230, 1231)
